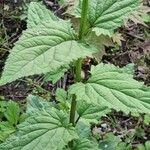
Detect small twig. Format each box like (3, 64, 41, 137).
(126, 32, 144, 41)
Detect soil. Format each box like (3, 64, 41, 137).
(93, 111, 150, 148)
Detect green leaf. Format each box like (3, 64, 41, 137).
(69, 63, 150, 114)
(0, 20, 96, 86)
(26, 95, 53, 114)
(72, 0, 140, 36)
(0, 122, 16, 142)
(56, 88, 67, 103)
(145, 141, 150, 150)
(90, 63, 134, 75)
(99, 133, 121, 150)
(91, 0, 140, 36)
(76, 121, 91, 139)
(55, 88, 71, 111)
(19, 113, 28, 124)
(116, 142, 131, 150)
(142, 14, 150, 23)
(77, 100, 109, 123)
(27, 2, 58, 28)
(136, 141, 150, 150)
(0, 108, 78, 150)
(58, 0, 65, 6)
(0, 101, 8, 119)
(73, 138, 99, 150)
(144, 114, 150, 125)
(44, 65, 69, 84)
(4, 101, 20, 126)
(136, 145, 145, 150)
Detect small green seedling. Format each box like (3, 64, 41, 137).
(0, 100, 23, 142)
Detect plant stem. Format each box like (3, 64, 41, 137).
(79, 0, 89, 40)
(75, 58, 82, 82)
(69, 0, 88, 126)
(69, 58, 82, 126)
(69, 95, 77, 126)
(69, 0, 89, 148)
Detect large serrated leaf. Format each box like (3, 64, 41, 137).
(70, 0, 140, 36)
(0, 108, 78, 150)
(69, 63, 150, 114)
(0, 20, 96, 86)
(89, 0, 140, 36)
(27, 2, 58, 28)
